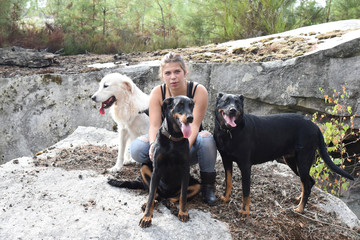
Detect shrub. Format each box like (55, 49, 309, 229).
(310, 85, 359, 197)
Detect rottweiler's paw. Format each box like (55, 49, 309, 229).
(294, 206, 304, 214)
(220, 195, 230, 203)
(239, 209, 250, 218)
(139, 216, 152, 228)
(178, 211, 189, 222)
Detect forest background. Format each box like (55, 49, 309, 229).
(0, 0, 360, 55)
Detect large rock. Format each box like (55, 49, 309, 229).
(1, 20, 360, 163)
(0, 126, 232, 240)
(0, 63, 159, 163)
(0, 126, 358, 240)
(0, 47, 56, 68)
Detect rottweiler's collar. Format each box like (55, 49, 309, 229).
(160, 126, 184, 142)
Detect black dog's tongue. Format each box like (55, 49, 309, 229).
(181, 122, 192, 138)
(222, 112, 236, 127)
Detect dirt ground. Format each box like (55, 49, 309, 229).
(33, 145, 360, 240)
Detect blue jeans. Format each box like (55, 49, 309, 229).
(130, 131, 217, 173)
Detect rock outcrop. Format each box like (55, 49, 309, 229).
(1, 20, 360, 163)
(0, 47, 56, 68)
(0, 126, 232, 240)
(1, 126, 358, 239)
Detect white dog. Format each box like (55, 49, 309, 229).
(91, 73, 149, 172)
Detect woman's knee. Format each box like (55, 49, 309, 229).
(130, 135, 150, 163)
(198, 130, 212, 138)
(196, 131, 217, 172)
(199, 131, 217, 152)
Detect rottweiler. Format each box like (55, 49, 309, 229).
(109, 96, 200, 228)
(214, 93, 354, 216)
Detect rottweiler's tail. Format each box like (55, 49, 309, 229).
(318, 130, 354, 180)
(108, 179, 146, 189)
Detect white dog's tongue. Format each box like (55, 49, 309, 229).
(181, 122, 192, 138)
(222, 112, 236, 127)
(99, 104, 105, 115)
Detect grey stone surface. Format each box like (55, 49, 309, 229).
(0, 127, 232, 240)
(1, 20, 360, 163)
(0, 47, 56, 67)
(1, 126, 357, 240)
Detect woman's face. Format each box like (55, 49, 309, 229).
(162, 62, 186, 91)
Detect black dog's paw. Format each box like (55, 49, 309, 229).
(178, 211, 189, 222)
(238, 209, 250, 218)
(161, 199, 179, 216)
(171, 207, 179, 216)
(161, 199, 175, 209)
(139, 216, 152, 228)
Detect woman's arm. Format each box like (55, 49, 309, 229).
(148, 86, 163, 160)
(188, 84, 208, 148)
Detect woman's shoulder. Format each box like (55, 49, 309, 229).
(150, 84, 162, 94)
(191, 82, 208, 95)
(149, 85, 163, 100)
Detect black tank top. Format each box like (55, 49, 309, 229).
(161, 81, 203, 131)
(160, 81, 199, 100)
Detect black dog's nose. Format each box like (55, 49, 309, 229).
(187, 115, 194, 123)
(230, 108, 237, 114)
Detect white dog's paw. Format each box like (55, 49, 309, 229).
(108, 165, 123, 173)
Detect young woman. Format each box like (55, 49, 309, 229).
(130, 52, 217, 205)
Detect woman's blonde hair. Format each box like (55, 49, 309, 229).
(159, 52, 188, 80)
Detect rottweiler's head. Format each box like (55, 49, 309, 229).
(215, 93, 244, 129)
(162, 96, 194, 138)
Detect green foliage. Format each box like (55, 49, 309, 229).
(259, 0, 297, 34)
(0, 0, 28, 44)
(331, 0, 360, 20)
(310, 85, 357, 197)
(294, 0, 326, 26)
(0, 0, 358, 53)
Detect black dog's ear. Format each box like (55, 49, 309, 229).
(162, 97, 174, 112)
(237, 94, 244, 101)
(216, 92, 224, 104)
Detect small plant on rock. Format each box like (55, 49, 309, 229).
(310, 85, 359, 197)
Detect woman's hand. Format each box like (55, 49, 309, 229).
(149, 142, 154, 161)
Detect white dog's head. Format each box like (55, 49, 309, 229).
(91, 73, 135, 115)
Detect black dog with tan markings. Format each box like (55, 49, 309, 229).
(214, 93, 354, 216)
(139, 96, 199, 228)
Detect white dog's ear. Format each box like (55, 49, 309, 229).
(123, 81, 133, 93)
